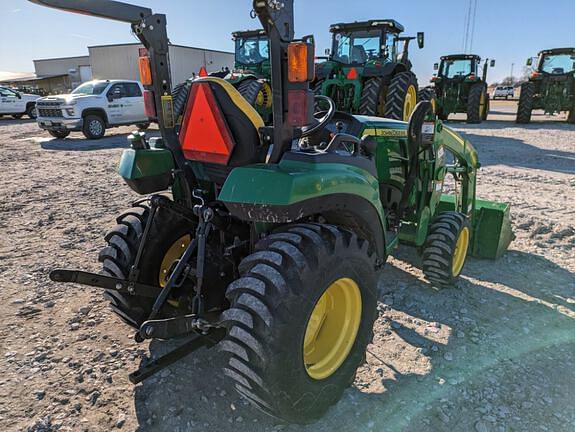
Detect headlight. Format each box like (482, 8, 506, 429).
(66, 100, 77, 106)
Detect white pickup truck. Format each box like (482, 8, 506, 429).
(0, 86, 40, 119)
(36, 79, 150, 139)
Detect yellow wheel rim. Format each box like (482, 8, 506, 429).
(255, 81, 272, 109)
(430, 98, 437, 115)
(403, 85, 417, 121)
(159, 235, 191, 287)
(452, 227, 470, 277)
(303, 278, 362, 380)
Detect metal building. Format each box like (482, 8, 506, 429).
(1, 43, 233, 94)
(89, 43, 234, 85)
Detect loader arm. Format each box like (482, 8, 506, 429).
(28, 0, 152, 23)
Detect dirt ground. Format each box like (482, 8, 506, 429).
(1, 101, 574, 432)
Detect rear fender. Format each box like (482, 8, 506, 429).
(218, 157, 388, 258)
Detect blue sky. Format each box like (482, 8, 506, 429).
(1, 0, 574, 84)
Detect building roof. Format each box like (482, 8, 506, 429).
(87, 42, 233, 55)
(33, 55, 90, 63)
(0, 73, 69, 83)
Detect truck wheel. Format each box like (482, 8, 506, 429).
(26, 104, 37, 119)
(417, 87, 438, 115)
(98, 204, 194, 328)
(516, 82, 534, 124)
(383, 71, 418, 121)
(422, 212, 470, 288)
(48, 130, 70, 139)
(221, 223, 378, 423)
(467, 84, 486, 124)
(82, 114, 106, 139)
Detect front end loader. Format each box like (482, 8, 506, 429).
(30, 0, 513, 424)
(314, 20, 424, 121)
(517, 48, 575, 124)
(424, 54, 495, 123)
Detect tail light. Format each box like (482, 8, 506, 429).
(138, 48, 152, 86)
(531, 72, 541, 79)
(468, 74, 476, 81)
(287, 90, 312, 126)
(287, 41, 315, 83)
(143, 90, 156, 118)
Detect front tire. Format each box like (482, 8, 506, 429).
(221, 224, 378, 423)
(82, 114, 106, 139)
(516, 82, 534, 124)
(418, 87, 438, 115)
(26, 104, 37, 119)
(422, 212, 470, 288)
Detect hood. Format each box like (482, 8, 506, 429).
(39, 93, 96, 104)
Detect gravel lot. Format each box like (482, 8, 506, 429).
(1, 101, 574, 432)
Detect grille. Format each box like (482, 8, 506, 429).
(38, 108, 63, 118)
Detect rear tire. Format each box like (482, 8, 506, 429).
(422, 212, 470, 288)
(516, 82, 534, 124)
(172, 80, 192, 126)
(98, 203, 195, 328)
(48, 130, 70, 139)
(221, 223, 378, 423)
(567, 109, 575, 124)
(467, 83, 486, 124)
(482, 94, 490, 121)
(383, 71, 419, 121)
(359, 77, 385, 116)
(82, 114, 106, 139)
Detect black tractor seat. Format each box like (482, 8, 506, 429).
(179, 77, 266, 169)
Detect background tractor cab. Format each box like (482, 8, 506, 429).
(426, 54, 495, 123)
(517, 47, 575, 123)
(314, 20, 424, 120)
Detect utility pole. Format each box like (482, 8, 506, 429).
(510, 63, 515, 79)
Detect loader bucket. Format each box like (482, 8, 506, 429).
(438, 195, 513, 259)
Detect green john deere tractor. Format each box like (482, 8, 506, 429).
(31, 0, 513, 424)
(314, 20, 424, 121)
(424, 54, 495, 123)
(226, 29, 273, 122)
(517, 48, 575, 124)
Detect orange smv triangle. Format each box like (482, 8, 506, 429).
(199, 66, 208, 77)
(179, 82, 235, 164)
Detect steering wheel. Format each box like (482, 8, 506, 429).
(300, 95, 336, 138)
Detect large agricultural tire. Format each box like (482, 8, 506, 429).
(422, 212, 470, 288)
(82, 114, 106, 140)
(417, 87, 438, 115)
(383, 71, 419, 121)
(220, 223, 378, 423)
(313, 79, 329, 112)
(466, 83, 487, 124)
(482, 94, 490, 121)
(98, 203, 195, 328)
(172, 80, 192, 126)
(516, 82, 534, 124)
(358, 77, 386, 116)
(237, 78, 263, 106)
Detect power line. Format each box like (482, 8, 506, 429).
(462, 0, 479, 53)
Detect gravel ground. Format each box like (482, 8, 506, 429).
(1, 101, 574, 432)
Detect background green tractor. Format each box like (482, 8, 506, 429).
(314, 20, 424, 121)
(172, 29, 273, 125)
(517, 47, 575, 124)
(32, 0, 513, 424)
(424, 54, 495, 123)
